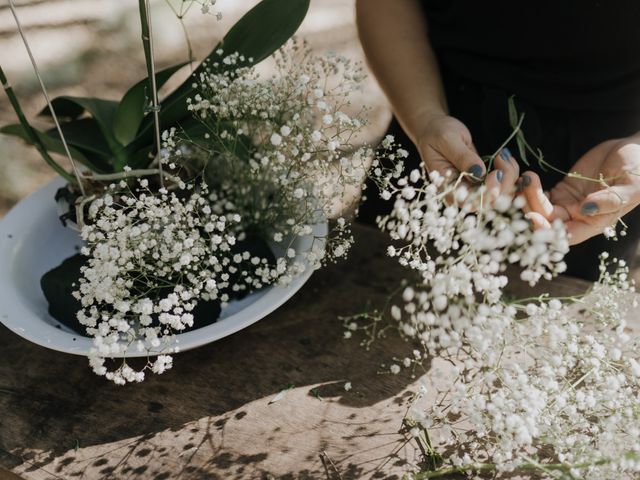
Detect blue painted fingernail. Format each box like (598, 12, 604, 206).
(581, 202, 599, 216)
(521, 174, 531, 187)
(466, 164, 484, 180)
(496, 170, 504, 183)
(500, 147, 511, 162)
(516, 177, 524, 193)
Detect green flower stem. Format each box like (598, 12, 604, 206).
(484, 110, 525, 171)
(0, 65, 76, 184)
(138, 0, 164, 184)
(138, 0, 154, 100)
(85, 168, 175, 182)
(409, 458, 614, 480)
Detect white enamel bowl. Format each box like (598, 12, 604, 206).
(0, 178, 326, 357)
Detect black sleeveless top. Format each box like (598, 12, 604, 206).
(423, 0, 640, 112)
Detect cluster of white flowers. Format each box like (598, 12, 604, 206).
(69, 43, 411, 384)
(406, 256, 640, 479)
(165, 42, 399, 279)
(76, 179, 272, 384)
(376, 165, 569, 355)
(345, 164, 640, 478)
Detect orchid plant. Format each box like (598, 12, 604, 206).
(1, 0, 310, 183)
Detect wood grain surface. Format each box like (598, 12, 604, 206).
(0, 224, 609, 480)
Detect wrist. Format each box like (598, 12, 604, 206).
(409, 109, 448, 145)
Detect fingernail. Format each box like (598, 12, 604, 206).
(521, 174, 531, 187)
(516, 177, 524, 193)
(581, 202, 599, 216)
(496, 170, 504, 183)
(500, 147, 511, 162)
(466, 164, 484, 180)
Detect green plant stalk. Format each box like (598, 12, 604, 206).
(138, 0, 164, 185)
(0, 65, 75, 184)
(138, 0, 154, 103)
(482, 110, 525, 171)
(409, 457, 615, 479)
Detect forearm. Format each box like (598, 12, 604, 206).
(355, 0, 447, 145)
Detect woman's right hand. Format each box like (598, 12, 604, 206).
(415, 113, 520, 197)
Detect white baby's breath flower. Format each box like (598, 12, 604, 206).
(270, 132, 282, 146)
(280, 125, 292, 137)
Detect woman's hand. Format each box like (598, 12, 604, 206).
(519, 135, 640, 245)
(415, 113, 487, 180)
(416, 113, 520, 201)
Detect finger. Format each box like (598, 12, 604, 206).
(520, 171, 555, 218)
(525, 211, 552, 230)
(484, 169, 504, 203)
(562, 200, 619, 227)
(437, 134, 486, 181)
(577, 185, 636, 217)
(493, 147, 520, 195)
(517, 173, 571, 221)
(550, 204, 571, 222)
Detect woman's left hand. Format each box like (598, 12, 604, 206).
(518, 134, 640, 245)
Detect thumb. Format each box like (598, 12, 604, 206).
(577, 185, 636, 217)
(564, 220, 598, 245)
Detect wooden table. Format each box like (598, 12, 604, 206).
(0, 225, 607, 480)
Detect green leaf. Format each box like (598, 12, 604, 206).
(0, 123, 108, 173)
(125, 145, 154, 170)
(137, 0, 310, 140)
(39, 96, 127, 167)
(217, 0, 310, 66)
(120, 115, 202, 169)
(113, 62, 188, 146)
(39, 98, 85, 119)
(507, 96, 528, 165)
(507, 96, 518, 129)
(40, 96, 118, 127)
(45, 118, 114, 169)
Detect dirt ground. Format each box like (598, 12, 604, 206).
(0, 0, 390, 215)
